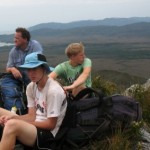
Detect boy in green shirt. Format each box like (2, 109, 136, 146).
(49, 42, 92, 96)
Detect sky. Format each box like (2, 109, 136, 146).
(0, 0, 149, 34)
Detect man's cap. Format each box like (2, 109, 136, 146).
(19, 52, 51, 73)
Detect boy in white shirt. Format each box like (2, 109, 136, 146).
(0, 52, 67, 149)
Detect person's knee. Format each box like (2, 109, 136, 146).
(4, 119, 18, 134)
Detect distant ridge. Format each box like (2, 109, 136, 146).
(28, 17, 150, 31)
(29, 22, 150, 38)
(1, 22, 150, 43)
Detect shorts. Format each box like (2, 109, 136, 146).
(33, 128, 54, 150)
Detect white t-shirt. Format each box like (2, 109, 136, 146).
(26, 78, 67, 137)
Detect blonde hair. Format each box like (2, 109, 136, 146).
(65, 42, 84, 58)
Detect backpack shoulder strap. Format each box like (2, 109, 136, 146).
(74, 87, 104, 101)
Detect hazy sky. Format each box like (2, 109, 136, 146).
(0, 0, 149, 33)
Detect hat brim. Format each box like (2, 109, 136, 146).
(19, 62, 51, 73)
(19, 62, 45, 69)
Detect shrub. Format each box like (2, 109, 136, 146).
(124, 84, 150, 124)
(92, 75, 118, 96)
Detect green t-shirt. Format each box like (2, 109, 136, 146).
(54, 58, 92, 87)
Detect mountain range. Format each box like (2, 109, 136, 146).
(0, 17, 150, 41)
(0, 17, 150, 80)
(28, 17, 150, 31)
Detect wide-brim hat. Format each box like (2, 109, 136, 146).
(19, 52, 51, 73)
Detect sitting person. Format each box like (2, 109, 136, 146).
(0, 52, 67, 150)
(6, 27, 43, 85)
(49, 42, 92, 96)
(0, 27, 43, 112)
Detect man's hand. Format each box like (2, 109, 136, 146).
(9, 67, 22, 79)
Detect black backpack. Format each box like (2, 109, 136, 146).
(59, 87, 142, 149)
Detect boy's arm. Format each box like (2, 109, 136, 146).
(49, 71, 58, 79)
(64, 66, 91, 91)
(14, 107, 36, 122)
